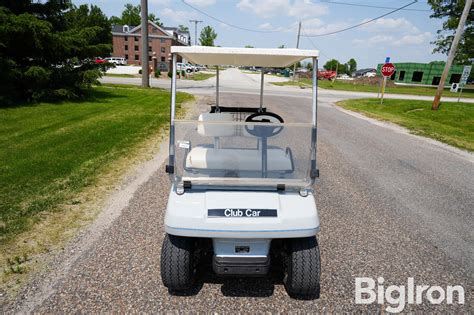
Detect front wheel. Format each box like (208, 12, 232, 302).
(284, 236, 321, 299)
(160, 234, 196, 292)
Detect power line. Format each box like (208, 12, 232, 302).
(181, 0, 295, 33)
(301, 1, 418, 37)
(301, 26, 331, 59)
(321, 0, 430, 12)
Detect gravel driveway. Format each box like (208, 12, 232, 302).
(5, 78, 473, 313)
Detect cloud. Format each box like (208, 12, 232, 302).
(361, 17, 420, 33)
(185, 0, 216, 6)
(161, 8, 197, 21)
(259, 22, 274, 30)
(258, 22, 290, 32)
(237, 0, 328, 18)
(395, 32, 432, 46)
(299, 18, 349, 36)
(352, 32, 432, 46)
(150, 0, 170, 4)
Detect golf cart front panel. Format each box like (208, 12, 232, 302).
(165, 189, 319, 239)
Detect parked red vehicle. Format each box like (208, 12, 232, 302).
(94, 57, 106, 64)
(318, 70, 337, 80)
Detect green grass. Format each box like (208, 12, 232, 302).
(186, 72, 216, 81)
(104, 73, 138, 78)
(0, 85, 193, 244)
(272, 78, 474, 98)
(338, 98, 474, 151)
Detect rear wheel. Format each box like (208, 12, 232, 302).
(284, 236, 321, 299)
(160, 234, 196, 292)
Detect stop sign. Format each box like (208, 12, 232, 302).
(381, 63, 395, 77)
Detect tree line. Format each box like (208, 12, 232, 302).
(0, 0, 467, 104)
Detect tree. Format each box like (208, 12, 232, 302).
(178, 24, 189, 32)
(0, 1, 112, 104)
(346, 58, 357, 74)
(428, 0, 473, 63)
(110, 3, 162, 26)
(245, 45, 254, 48)
(323, 59, 347, 73)
(199, 25, 217, 46)
(278, 44, 285, 48)
(306, 62, 313, 71)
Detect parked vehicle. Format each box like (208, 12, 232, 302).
(318, 70, 336, 80)
(365, 71, 377, 78)
(337, 74, 351, 80)
(105, 57, 127, 65)
(176, 62, 199, 73)
(94, 57, 106, 64)
(162, 46, 322, 299)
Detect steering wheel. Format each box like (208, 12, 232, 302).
(244, 112, 284, 137)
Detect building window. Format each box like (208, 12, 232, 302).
(160, 39, 165, 43)
(411, 71, 423, 82)
(149, 56, 152, 61)
(432, 76, 441, 85)
(134, 45, 139, 51)
(125, 54, 128, 60)
(161, 47, 165, 53)
(124, 45, 128, 51)
(161, 56, 165, 62)
(135, 55, 139, 60)
(449, 73, 461, 84)
(148, 46, 152, 52)
(399, 71, 405, 81)
(123, 25, 129, 33)
(124, 36, 128, 42)
(390, 71, 397, 80)
(134, 36, 139, 41)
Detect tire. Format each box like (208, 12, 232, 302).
(284, 236, 321, 299)
(160, 234, 196, 291)
(186, 69, 192, 73)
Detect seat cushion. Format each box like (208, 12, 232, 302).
(197, 113, 235, 137)
(185, 147, 293, 172)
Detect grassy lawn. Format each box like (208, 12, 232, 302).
(0, 85, 192, 272)
(104, 73, 138, 78)
(338, 98, 474, 151)
(185, 72, 216, 81)
(272, 78, 474, 99)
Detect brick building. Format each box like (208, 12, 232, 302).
(111, 21, 190, 71)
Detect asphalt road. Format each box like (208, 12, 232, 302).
(7, 70, 473, 313)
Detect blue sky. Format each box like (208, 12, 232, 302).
(75, 0, 448, 68)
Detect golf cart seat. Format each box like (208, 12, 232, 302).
(185, 146, 293, 172)
(197, 113, 236, 136)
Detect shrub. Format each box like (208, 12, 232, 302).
(155, 70, 161, 78)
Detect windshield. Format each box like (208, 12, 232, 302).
(173, 119, 313, 190)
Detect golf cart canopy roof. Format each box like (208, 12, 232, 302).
(171, 46, 319, 67)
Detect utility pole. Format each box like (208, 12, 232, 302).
(189, 19, 203, 45)
(140, 0, 149, 87)
(292, 21, 301, 81)
(432, 0, 472, 110)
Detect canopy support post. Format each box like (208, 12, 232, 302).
(216, 66, 220, 111)
(259, 68, 264, 111)
(166, 53, 178, 174)
(310, 57, 319, 182)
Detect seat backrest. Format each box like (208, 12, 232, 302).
(197, 113, 235, 137)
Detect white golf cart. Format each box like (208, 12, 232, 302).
(161, 46, 321, 298)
